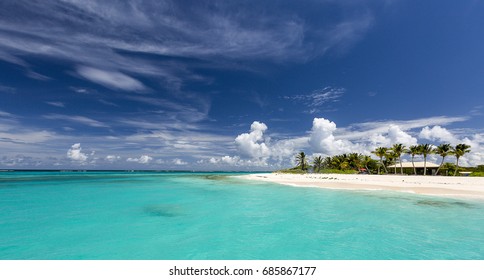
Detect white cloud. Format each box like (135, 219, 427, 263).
(0, 1, 376, 93)
(0, 110, 14, 117)
(105, 155, 121, 162)
(207, 155, 268, 167)
(309, 118, 355, 155)
(374, 124, 418, 147)
(67, 143, 88, 162)
(43, 114, 108, 128)
(235, 121, 271, 159)
(127, 155, 153, 164)
(270, 137, 309, 164)
(77, 66, 145, 91)
(0, 130, 54, 144)
(219, 116, 484, 168)
(350, 116, 468, 135)
(0, 84, 16, 94)
(172, 158, 187, 165)
(45, 101, 65, 108)
(419, 126, 458, 144)
(284, 86, 345, 114)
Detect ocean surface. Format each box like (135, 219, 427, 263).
(1, 171, 483, 260)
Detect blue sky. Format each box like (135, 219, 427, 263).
(1, 0, 483, 170)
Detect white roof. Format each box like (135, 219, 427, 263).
(387, 161, 439, 168)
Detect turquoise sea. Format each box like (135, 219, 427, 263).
(0, 171, 483, 260)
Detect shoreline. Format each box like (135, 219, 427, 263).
(238, 173, 484, 201)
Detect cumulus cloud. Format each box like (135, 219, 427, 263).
(77, 66, 146, 91)
(127, 155, 152, 164)
(309, 118, 354, 155)
(173, 158, 188, 165)
(419, 126, 458, 144)
(67, 143, 88, 162)
(207, 155, 268, 167)
(367, 125, 418, 149)
(105, 155, 121, 162)
(215, 116, 484, 168)
(235, 121, 271, 159)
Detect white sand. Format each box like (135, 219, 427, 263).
(239, 173, 484, 200)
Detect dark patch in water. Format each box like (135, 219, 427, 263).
(357, 192, 413, 202)
(415, 200, 475, 209)
(202, 175, 229, 181)
(143, 205, 183, 217)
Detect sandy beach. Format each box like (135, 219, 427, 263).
(240, 173, 484, 200)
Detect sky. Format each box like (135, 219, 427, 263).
(1, 0, 484, 170)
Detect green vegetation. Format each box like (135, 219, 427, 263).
(312, 156, 323, 173)
(419, 143, 433, 176)
(279, 152, 377, 174)
(295, 151, 308, 171)
(317, 169, 358, 174)
(452, 144, 471, 176)
(407, 145, 420, 175)
(372, 147, 388, 175)
(276, 167, 307, 174)
(278, 142, 474, 176)
(434, 143, 452, 176)
(392, 143, 406, 175)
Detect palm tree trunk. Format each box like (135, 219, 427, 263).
(454, 157, 460, 176)
(399, 156, 403, 175)
(382, 158, 388, 173)
(423, 156, 427, 176)
(435, 156, 445, 176)
(411, 156, 416, 175)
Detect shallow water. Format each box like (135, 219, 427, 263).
(0, 171, 483, 259)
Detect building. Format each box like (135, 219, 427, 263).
(387, 161, 439, 175)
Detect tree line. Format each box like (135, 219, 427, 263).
(294, 143, 471, 176)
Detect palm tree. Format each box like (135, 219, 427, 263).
(419, 144, 433, 176)
(372, 147, 388, 174)
(313, 156, 323, 173)
(407, 145, 420, 175)
(295, 151, 308, 171)
(442, 162, 456, 176)
(360, 155, 374, 173)
(433, 143, 452, 176)
(331, 154, 349, 170)
(323, 156, 332, 169)
(348, 153, 361, 171)
(392, 143, 406, 175)
(452, 144, 471, 176)
(386, 151, 397, 174)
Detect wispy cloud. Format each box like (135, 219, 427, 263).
(0, 1, 376, 90)
(0, 84, 16, 94)
(284, 86, 345, 114)
(77, 66, 146, 91)
(45, 101, 65, 108)
(0, 110, 14, 117)
(43, 114, 109, 128)
(343, 116, 469, 138)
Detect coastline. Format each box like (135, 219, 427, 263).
(239, 173, 484, 200)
